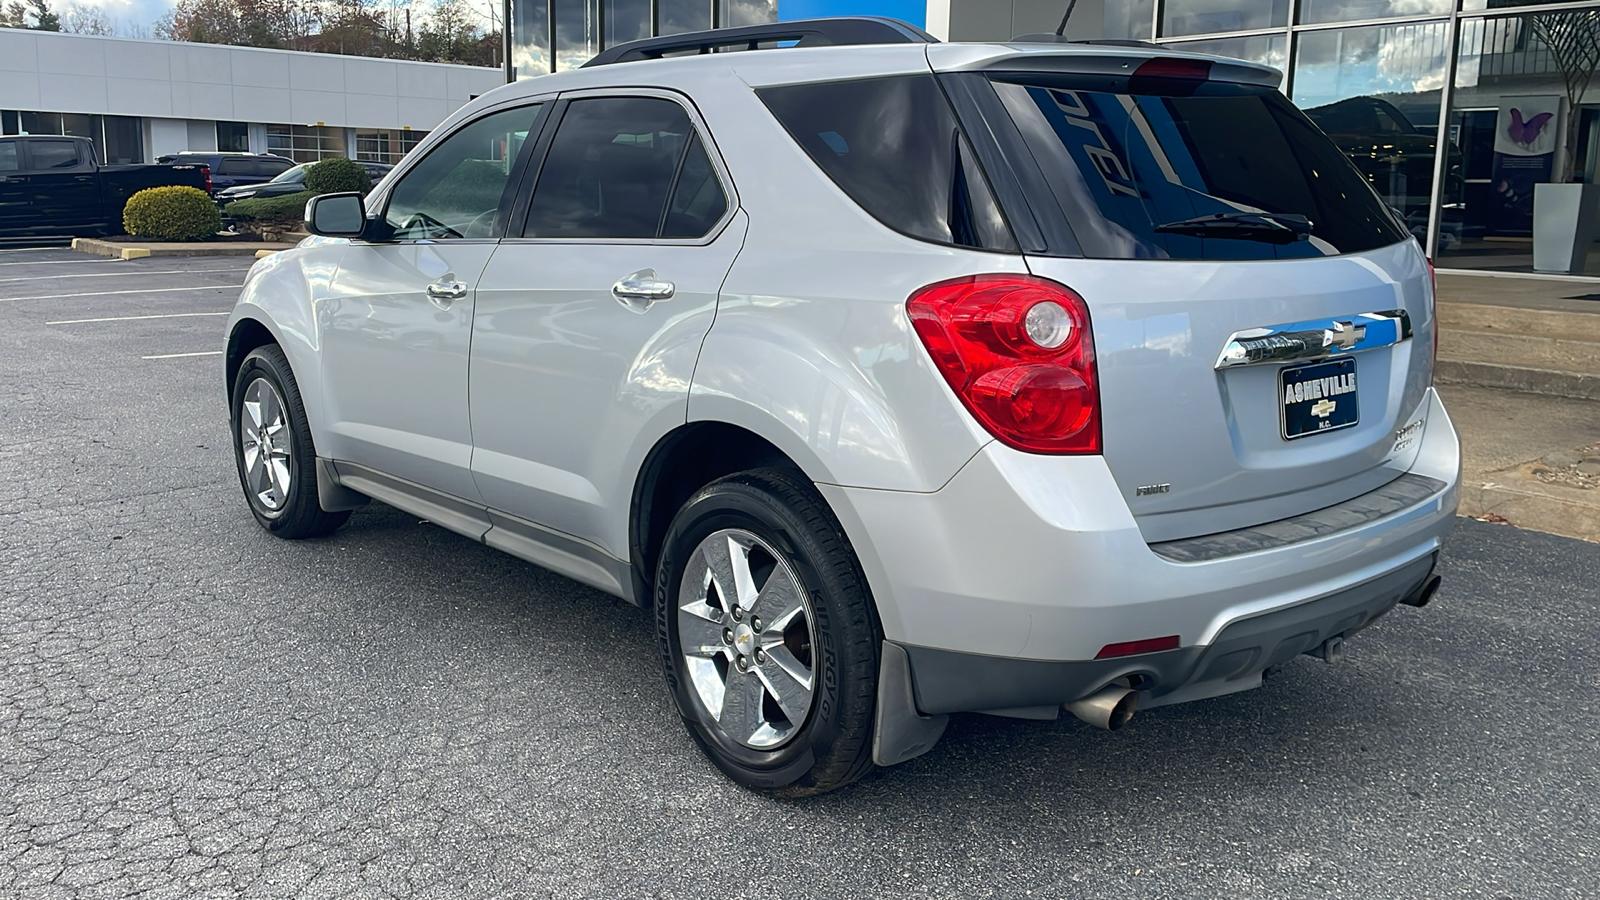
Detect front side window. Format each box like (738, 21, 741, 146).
(29, 141, 82, 170)
(523, 97, 725, 240)
(384, 104, 543, 240)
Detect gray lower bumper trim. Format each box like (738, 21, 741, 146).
(1149, 473, 1448, 563)
(902, 552, 1436, 717)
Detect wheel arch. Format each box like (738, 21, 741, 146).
(225, 316, 280, 400)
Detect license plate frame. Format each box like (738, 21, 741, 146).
(1280, 358, 1359, 440)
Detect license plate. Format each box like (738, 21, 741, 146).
(1280, 358, 1358, 440)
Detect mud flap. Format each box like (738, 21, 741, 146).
(872, 641, 949, 767)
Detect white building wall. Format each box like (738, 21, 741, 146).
(0, 29, 502, 133)
(144, 118, 189, 160)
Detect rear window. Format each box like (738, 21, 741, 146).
(30, 140, 83, 170)
(758, 75, 1016, 253)
(989, 76, 1408, 260)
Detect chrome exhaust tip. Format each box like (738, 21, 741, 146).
(1064, 684, 1139, 731)
(1402, 573, 1442, 608)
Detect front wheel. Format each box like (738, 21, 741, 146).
(230, 345, 349, 539)
(655, 469, 881, 797)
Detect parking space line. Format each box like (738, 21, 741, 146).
(0, 259, 118, 267)
(47, 312, 232, 325)
(0, 268, 246, 284)
(0, 284, 243, 303)
(142, 351, 224, 360)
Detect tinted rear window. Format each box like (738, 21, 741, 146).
(758, 75, 1016, 253)
(30, 140, 83, 169)
(989, 76, 1407, 260)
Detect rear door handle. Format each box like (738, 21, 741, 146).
(612, 268, 675, 311)
(425, 279, 468, 307)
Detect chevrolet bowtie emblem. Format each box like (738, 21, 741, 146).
(1311, 398, 1338, 418)
(1325, 321, 1366, 351)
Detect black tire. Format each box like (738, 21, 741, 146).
(230, 344, 350, 539)
(655, 468, 881, 797)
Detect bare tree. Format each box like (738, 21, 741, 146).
(62, 3, 114, 34)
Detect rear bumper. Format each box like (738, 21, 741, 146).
(820, 387, 1460, 712)
(901, 551, 1435, 716)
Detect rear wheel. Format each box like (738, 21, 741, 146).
(230, 345, 349, 539)
(655, 468, 881, 797)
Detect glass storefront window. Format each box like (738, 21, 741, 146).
(1439, 11, 1600, 273)
(604, 0, 650, 46)
(658, 0, 711, 36)
(1460, 0, 1597, 9)
(511, 0, 771, 76)
(16, 112, 143, 163)
(553, 0, 598, 71)
(1166, 33, 1290, 75)
(356, 129, 428, 164)
(1298, 0, 1450, 25)
(217, 121, 250, 153)
(721, 0, 775, 27)
(1104, 0, 1155, 40)
(1292, 22, 1450, 244)
(1163, 0, 1288, 37)
(511, 0, 551, 77)
(266, 125, 348, 163)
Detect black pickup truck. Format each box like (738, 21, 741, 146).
(0, 135, 211, 237)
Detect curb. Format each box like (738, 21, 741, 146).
(71, 238, 295, 260)
(1458, 474, 1600, 544)
(1435, 359, 1600, 402)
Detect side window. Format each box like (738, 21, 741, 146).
(0, 141, 18, 172)
(522, 97, 712, 240)
(218, 158, 251, 175)
(261, 159, 294, 177)
(30, 140, 83, 170)
(758, 75, 1016, 252)
(662, 134, 728, 239)
(385, 103, 542, 240)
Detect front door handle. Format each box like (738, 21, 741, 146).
(425, 279, 468, 308)
(612, 268, 675, 311)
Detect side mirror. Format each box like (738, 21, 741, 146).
(305, 192, 366, 238)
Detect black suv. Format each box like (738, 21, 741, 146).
(156, 152, 295, 192)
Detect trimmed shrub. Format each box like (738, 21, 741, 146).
(225, 190, 316, 227)
(305, 157, 372, 195)
(419, 159, 507, 218)
(122, 186, 222, 242)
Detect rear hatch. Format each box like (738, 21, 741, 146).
(935, 49, 1436, 543)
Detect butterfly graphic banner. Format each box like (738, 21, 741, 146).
(1488, 95, 1561, 237)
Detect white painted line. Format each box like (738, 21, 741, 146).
(0, 268, 246, 284)
(0, 259, 114, 267)
(142, 350, 224, 359)
(48, 311, 232, 325)
(0, 284, 243, 303)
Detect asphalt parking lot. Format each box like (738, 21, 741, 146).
(2, 246, 1598, 899)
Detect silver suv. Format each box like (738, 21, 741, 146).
(224, 18, 1461, 796)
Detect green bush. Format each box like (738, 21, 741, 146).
(419, 159, 507, 218)
(305, 157, 371, 195)
(225, 190, 316, 227)
(122, 186, 222, 242)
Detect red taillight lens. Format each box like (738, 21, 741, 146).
(1130, 57, 1213, 94)
(201, 164, 212, 194)
(908, 274, 1100, 454)
(1426, 257, 1437, 383)
(1095, 635, 1180, 659)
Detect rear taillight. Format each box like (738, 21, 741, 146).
(201, 164, 212, 194)
(908, 274, 1100, 455)
(1426, 257, 1437, 382)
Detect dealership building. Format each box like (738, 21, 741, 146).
(6, 1, 1600, 273)
(0, 29, 502, 167)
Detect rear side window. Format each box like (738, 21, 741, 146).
(989, 77, 1408, 260)
(758, 75, 1016, 253)
(260, 158, 293, 177)
(30, 141, 82, 170)
(217, 158, 253, 175)
(0, 141, 17, 172)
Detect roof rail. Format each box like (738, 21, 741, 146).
(581, 16, 937, 68)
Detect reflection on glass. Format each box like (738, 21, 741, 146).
(659, 0, 710, 35)
(604, 0, 651, 47)
(1292, 22, 1450, 244)
(554, 0, 598, 71)
(1461, 0, 1596, 9)
(1297, 0, 1449, 25)
(1105, 0, 1154, 39)
(720, 0, 775, 28)
(1165, 33, 1288, 75)
(512, 0, 551, 77)
(1441, 12, 1600, 273)
(1163, 0, 1287, 37)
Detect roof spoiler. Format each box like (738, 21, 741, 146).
(581, 16, 936, 68)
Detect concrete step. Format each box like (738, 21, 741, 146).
(1436, 359, 1600, 402)
(1437, 300, 1600, 342)
(1438, 329, 1600, 376)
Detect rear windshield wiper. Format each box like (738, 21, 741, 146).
(1153, 211, 1313, 244)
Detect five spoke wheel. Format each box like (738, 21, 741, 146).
(239, 377, 292, 513)
(678, 529, 817, 750)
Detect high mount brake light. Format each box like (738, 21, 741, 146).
(908, 275, 1101, 455)
(1130, 57, 1213, 94)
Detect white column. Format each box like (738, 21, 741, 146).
(925, 0, 951, 40)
